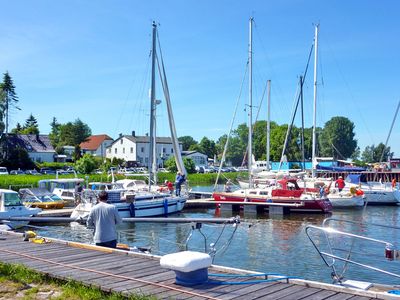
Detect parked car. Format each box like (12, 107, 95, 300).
(195, 166, 205, 173)
(10, 169, 25, 175)
(40, 168, 56, 175)
(0, 167, 9, 175)
(203, 166, 215, 173)
(26, 169, 40, 175)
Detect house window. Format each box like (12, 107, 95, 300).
(123, 148, 125, 154)
(171, 148, 173, 153)
(115, 148, 117, 154)
(130, 147, 133, 153)
(141, 147, 144, 153)
(163, 148, 166, 153)
(120, 139, 123, 144)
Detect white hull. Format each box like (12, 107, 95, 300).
(361, 189, 399, 205)
(0, 207, 41, 229)
(328, 194, 364, 208)
(71, 196, 187, 219)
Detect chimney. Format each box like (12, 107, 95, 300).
(132, 130, 135, 137)
(119, 133, 122, 138)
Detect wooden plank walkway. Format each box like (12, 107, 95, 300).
(0, 231, 396, 299)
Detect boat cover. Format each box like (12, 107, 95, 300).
(345, 174, 368, 184)
(316, 165, 366, 172)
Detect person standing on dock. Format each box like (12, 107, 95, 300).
(87, 191, 122, 248)
(335, 176, 346, 192)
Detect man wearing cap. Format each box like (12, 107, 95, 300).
(87, 191, 122, 248)
(335, 176, 346, 192)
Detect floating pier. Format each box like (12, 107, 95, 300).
(0, 230, 395, 299)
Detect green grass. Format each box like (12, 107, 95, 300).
(0, 172, 248, 190)
(0, 262, 156, 300)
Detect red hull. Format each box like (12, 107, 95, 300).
(212, 192, 332, 213)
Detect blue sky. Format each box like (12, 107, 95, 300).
(1, 1, 399, 157)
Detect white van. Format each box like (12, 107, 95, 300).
(0, 167, 8, 175)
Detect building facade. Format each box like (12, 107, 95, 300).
(7, 134, 55, 163)
(106, 134, 182, 167)
(80, 134, 114, 157)
(181, 151, 208, 167)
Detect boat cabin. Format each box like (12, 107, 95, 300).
(0, 189, 24, 210)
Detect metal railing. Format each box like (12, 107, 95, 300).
(306, 217, 400, 284)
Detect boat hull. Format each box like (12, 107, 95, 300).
(212, 192, 332, 213)
(71, 196, 187, 219)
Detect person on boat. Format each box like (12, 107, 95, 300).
(175, 172, 185, 196)
(86, 191, 122, 249)
(164, 180, 174, 195)
(74, 182, 83, 205)
(335, 176, 346, 192)
(224, 179, 232, 192)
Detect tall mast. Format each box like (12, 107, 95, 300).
(248, 17, 253, 187)
(148, 21, 157, 187)
(312, 24, 319, 178)
(266, 80, 271, 171)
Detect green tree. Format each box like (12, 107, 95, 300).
(11, 122, 23, 134)
(197, 137, 216, 158)
(20, 114, 39, 134)
(75, 153, 97, 174)
(361, 143, 393, 163)
(178, 136, 197, 151)
(164, 156, 196, 173)
(319, 116, 357, 159)
(57, 119, 91, 147)
(49, 117, 61, 149)
(0, 71, 20, 134)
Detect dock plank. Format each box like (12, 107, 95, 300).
(0, 232, 389, 300)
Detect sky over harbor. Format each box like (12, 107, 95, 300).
(0, 0, 399, 158)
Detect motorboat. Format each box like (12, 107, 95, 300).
(0, 189, 41, 229)
(213, 178, 332, 213)
(19, 188, 65, 209)
(38, 178, 84, 206)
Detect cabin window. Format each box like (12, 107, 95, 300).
(250, 191, 257, 195)
(260, 191, 269, 195)
(4, 193, 22, 206)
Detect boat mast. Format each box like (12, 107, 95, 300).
(248, 17, 253, 187)
(149, 21, 157, 188)
(311, 24, 319, 178)
(266, 80, 271, 171)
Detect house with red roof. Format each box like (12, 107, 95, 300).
(80, 134, 114, 157)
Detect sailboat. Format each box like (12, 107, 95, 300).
(71, 22, 187, 219)
(212, 18, 332, 213)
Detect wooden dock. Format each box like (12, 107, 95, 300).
(0, 230, 396, 299)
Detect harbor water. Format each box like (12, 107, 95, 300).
(24, 185, 400, 286)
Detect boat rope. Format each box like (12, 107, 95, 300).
(0, 247, 222, 300)
(214, 62, 249, 191)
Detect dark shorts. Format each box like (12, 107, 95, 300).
(96, 239, 117, 248)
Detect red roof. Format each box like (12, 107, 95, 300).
(80, 134, 113, 151)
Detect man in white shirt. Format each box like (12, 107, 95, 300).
(87, 191, 122, 248)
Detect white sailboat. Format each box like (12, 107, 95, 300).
(71, 22, 187, 219)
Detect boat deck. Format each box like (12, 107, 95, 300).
(0, 231, 396, 299)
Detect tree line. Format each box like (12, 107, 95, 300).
(0, 71, 394, 170)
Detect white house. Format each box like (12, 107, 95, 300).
(182, 151, 208, 167)
(106, 133, 182, 167)
(80, 134, 114, 157)
(8, 134, 55, 163)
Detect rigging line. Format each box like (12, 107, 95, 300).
(253, 21, 289, 113)
(0, 247, 222, 300)
(331, 143, 345, 160)
(214, 62, 249, 191)
(325, 39, 375, 145)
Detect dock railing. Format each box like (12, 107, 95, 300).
(306, 217, 400, 285)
